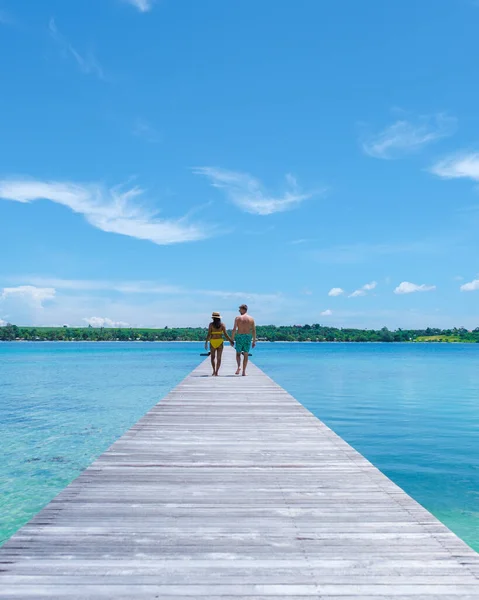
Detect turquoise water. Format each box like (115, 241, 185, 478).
(255, 343, 479, 551)
(1, 342, 478, 552)
(0, 342, 198, 545)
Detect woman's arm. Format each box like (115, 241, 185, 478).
(222, 323, 234, 345)
(205, 324, 212, 349)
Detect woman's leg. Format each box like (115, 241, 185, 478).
(210, 347, 217, 375)
(215, 345, 224, 375)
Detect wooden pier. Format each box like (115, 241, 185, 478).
(1, 349, 479, 598)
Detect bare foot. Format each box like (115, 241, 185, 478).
(242, 372, 247, 376)
(235, 368, 241, 375)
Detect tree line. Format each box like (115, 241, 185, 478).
(1, 323, 479, 342)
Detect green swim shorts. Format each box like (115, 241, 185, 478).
(235, 333, 252, 354)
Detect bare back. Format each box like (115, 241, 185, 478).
(235, 314, 255, 334)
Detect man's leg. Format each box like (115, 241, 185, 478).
(242, 351, 249, 376)
(235, 352, 241, 375)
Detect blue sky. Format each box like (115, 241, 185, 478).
(1, 0, 479, 329)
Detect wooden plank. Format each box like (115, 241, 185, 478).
(1, 348, 478, 598)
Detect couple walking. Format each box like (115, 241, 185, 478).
(205, 304, 256, 376)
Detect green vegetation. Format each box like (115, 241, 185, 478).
(414, 335, 476, 343)
(1, 323, 479, 342)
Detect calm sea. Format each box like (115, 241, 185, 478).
(1, 342, 478, 552)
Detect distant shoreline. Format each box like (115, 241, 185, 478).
(2, 340, 478, 344)
(2, 324, 478, 343)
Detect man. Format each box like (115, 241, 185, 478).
(232, 304, 256, 376)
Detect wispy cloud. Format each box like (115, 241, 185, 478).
(328, 287, 344, 297)
(122, 0, 155, 12)
(290, 238, 312, 245)
(49, 18, 104, 80)
(1, 278, 285, 326)
(430, 152, 479, 182)
(311, 240, 439, 264)
(20, 278, 182, 294)
(193, 167, 320, 215)
(0, 179, 211, 245)
(362, 112, 456, 159)
(196, 289, 282, 303)
(83, 317, 130, 327)
(132, 118, 161, 143)
(320, 309, 332, 316)
(10, 277, 280, 304)
(460, 279, 479, 292)
(349, 281, 377, 298)
(394, 281, 436, 294)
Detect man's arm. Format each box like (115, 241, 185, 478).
(252, 319, 257, 347)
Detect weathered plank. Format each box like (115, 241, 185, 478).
(1, 348, 478, 598)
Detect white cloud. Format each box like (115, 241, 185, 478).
(0, 286, 56, 325)
(349, 289, 366, 298)
(362, 113, 456, 159)
(349, 281, 377, 298)
(1, 286, 56, 305)
(430, 152, 479, 182)
(49, 18, 104, 80)
(83, 317, 130, 328)
(320, 309, 332, 316)
(193, 167, 320, 215)
(460, 279, 479, 292)
(0, 179, 210, 245)
(328, 287, 344, 297)
(0, 319, 7, 326)
(394, 281, 436, 294)
(123, 0, 155, 12)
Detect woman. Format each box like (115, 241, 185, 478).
(205, 312, 234, 376)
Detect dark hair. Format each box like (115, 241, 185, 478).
(239, 304, 248, 312)
(212, 317, 222, 329)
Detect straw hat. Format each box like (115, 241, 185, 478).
(211, 311, 221, 319)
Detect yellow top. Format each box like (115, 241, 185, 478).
(210, 328, 224, 348)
